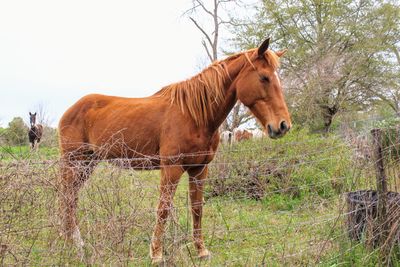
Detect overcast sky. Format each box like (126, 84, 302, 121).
(0, 0, 229, 127)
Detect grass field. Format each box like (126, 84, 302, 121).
(0, 129, 397, 266)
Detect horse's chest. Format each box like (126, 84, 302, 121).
(180, 133, 219, 166)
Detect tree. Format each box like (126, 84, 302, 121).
(184, 0, 233, 62)
(366, 3, 400, 116)
(5, 117, 29, 146)
(232, 0, 400, 131)
(184, 0, 252, 131)
(31, 101, 54, 126)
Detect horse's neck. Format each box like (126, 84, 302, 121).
(208, 54, 248, 132)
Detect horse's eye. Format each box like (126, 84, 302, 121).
(260, 75, 269, 83)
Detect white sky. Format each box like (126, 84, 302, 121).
(0, 0, 222, 127)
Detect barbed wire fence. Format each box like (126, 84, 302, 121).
(0, 119, 399, 265)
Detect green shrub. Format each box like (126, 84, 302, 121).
(40, 126, 59, 148)
(373, 117, 400, 161)
(381, 127, 400, 161)
(4, 117, 29, 146)
(0, 127, 7, 145)
(373, 116, 400, 129)
(206, 128, 354, 202)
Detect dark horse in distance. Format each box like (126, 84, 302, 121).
(28, 112, 43, 150)
(58, 38, 291, 263)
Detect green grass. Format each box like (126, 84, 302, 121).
(0, 145, 59, 161)
(1, 164, 344, 265)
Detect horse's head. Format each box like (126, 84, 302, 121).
(29, 112, 37, 127)
(235, 38, 291, 139)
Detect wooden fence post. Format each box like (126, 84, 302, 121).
(371, 128, 389, 264)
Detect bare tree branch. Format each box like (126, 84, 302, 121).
(189, 17, 214, 49)
(202, 40, 213, 62)
(193, 0, 215, 17)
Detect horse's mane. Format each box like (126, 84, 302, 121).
(154, 49, 280, 126)
(265, 50, 280, 70)
(154, 61, 229, 126)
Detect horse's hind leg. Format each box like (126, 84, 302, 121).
(59, 152, 96, 250)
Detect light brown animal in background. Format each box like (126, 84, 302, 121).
(234, 129, 253, 142)
(58, 38, 291, 264)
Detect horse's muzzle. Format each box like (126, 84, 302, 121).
(267, 121, 290, 139)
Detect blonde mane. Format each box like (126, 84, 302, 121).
(155, 49, 280, 126)
(155, 61, 229, 126)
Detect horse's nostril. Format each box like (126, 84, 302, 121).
(267, 124, 273, 136)
(280, 121, 288, 132)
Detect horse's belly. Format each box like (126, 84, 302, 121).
(108, 157, 161, 170)
(86, 99, 163, 158)
(89, 127, 160, 160)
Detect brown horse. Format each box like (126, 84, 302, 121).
(58, 38, 291, 263)
(28, 112, 43, 150)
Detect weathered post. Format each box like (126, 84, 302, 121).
(371, 128, 389, 264)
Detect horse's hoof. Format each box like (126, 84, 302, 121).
(72, 228, 84, 248)
(151, 256, 163, 265)
(150, 245, 163, 265)
(198, 249, 211, 260)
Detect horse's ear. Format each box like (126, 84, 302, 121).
(258, 38, 270, 59)
(29, 112, 32, 115)
(275, 49, 287, 57)
(34, 112, 37, 115)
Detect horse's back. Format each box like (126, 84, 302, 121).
(58, 94, 168, 158)
(58, 93, 220, 165)
(59, 94, 113, 151)
(59, 94, 111, 126)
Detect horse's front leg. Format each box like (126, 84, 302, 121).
(150, 165, 184, 264)
(188, 165, 211, 259)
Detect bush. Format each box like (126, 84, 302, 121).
(40, 126, 58, 147)
(4, 117, 29, 146)
(0, 128, 7, 145)
(373, 117, 400, 161)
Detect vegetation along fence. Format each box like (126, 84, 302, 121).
(0, 120, 400, 266)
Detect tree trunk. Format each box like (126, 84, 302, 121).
(321, 105, 338, 132)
